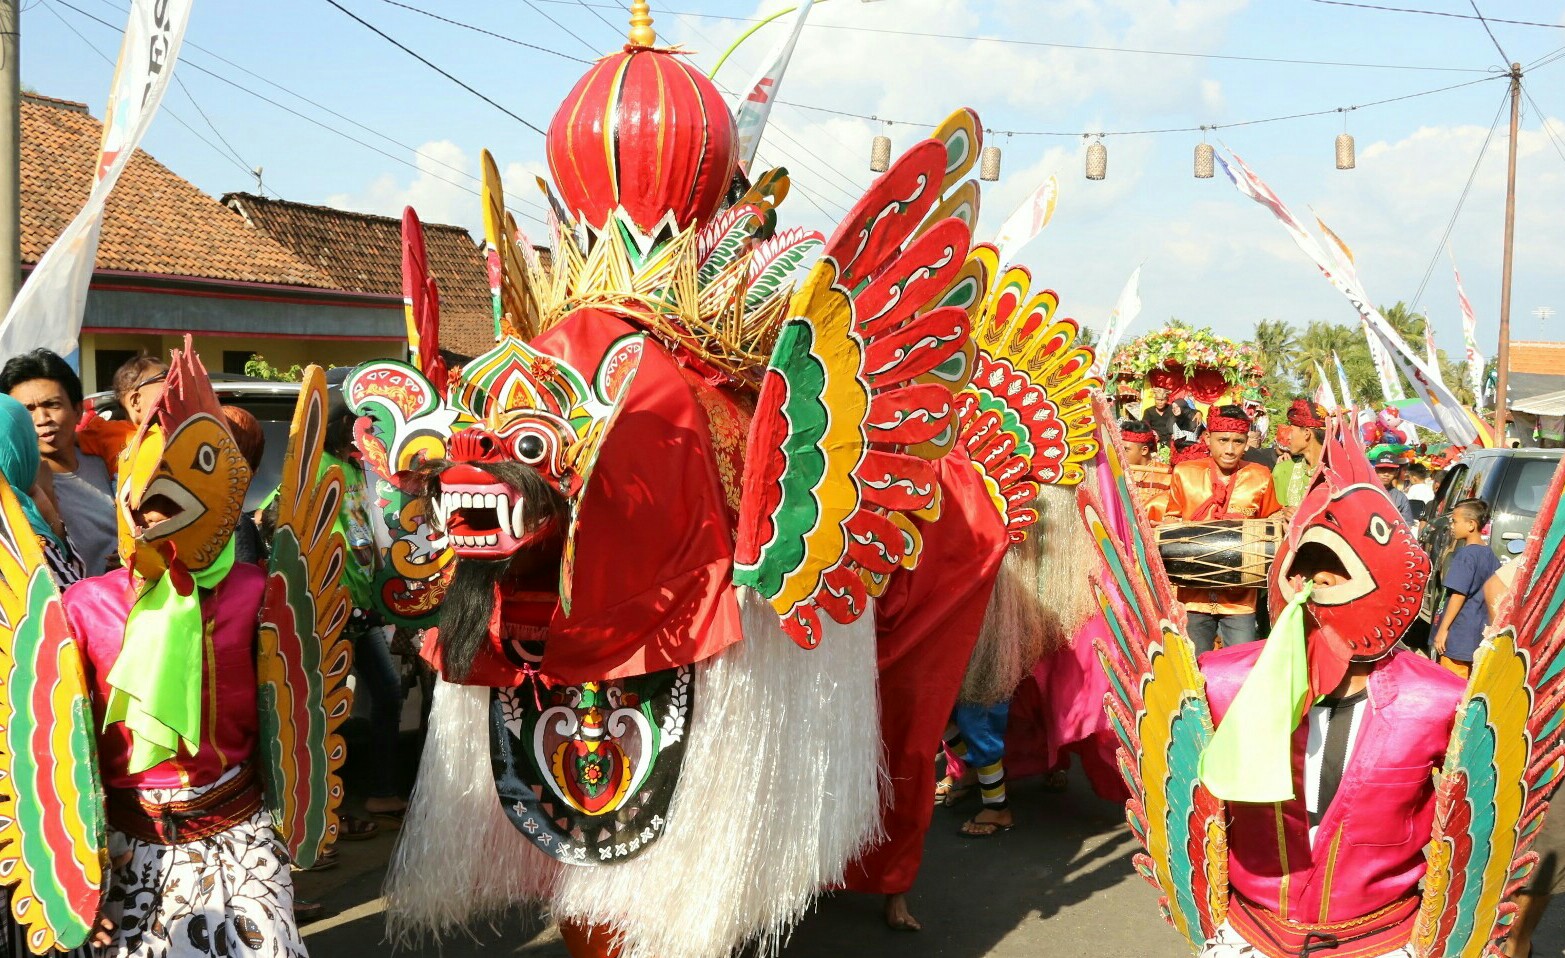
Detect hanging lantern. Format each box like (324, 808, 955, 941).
(1335, 132, 1356, 170)
(1085, 136, 1107, 180)
(1195, 141, 1214, 179)
(980, 143, 1002, 182)
(870, 133, 892, 172)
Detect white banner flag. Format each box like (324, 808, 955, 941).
(1332, 351, 1354, 409)
(1314, 214, 1404, 402)
(1091, 265, 1141, 380)
(1315, 361, 1338, 412)
(994, 175, 1059, 268)
(1454, 265, 1486, 403)
(1423, 319, 1446, 386)
(1218, 151, 1478, 446)
(0, 0, 195, 359)
(733, 0, 814, 170)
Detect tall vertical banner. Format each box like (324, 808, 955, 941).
(733, 0, 814, 170)
(1218, 151, 1479, 446)
(1315, 361, 1339, 412)
(994, 175, 1059, 268)
(1423, 318, 1446, 386)
(1314, 215, 1404, 401)
(1332, 351, 1354, 409)
(1090, 265, 1142, 380)
(0, 0, 196, 358)
(400, 207, 447, 389)
(1454, 264, 1486, 404)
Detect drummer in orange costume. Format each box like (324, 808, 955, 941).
(1120, 419, 1170, 523)
(1161, 404, 1281, 653)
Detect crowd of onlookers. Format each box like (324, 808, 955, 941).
(0, 346, 412, 919)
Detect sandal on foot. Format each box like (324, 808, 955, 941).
(338, 813, 380, 841)
(294, 898, 332, 923)
(292, 847, 339, 873)
(959, 816, 1014, 839)
(368, 805, 407, 830)
(934, 777, 975, 807)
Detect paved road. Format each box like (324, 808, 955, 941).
(300, 770, 1186, 957)
(298, 749, 1565, 957)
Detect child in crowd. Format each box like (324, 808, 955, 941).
(1432, 497, 1503, 679)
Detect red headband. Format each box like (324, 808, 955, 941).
(1288, 399, 1326, 428)
(1120, 421, 1157, 446)
(1206, 413, 1251, 436)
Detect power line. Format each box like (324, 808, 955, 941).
(173, 74, 255, 179)
(75, 0, 525, 208)
(42, 1, 258, 184)
(1521, 87, 1565, 169)
(50, 0, 550, 227)
(1410, 85, 1510, 312)
(572, 0, 625, 37)
(779, 74, 1504, 138)
(374, 0, 590, 63)
(517, 0, 600, 55)
(1467, 1, 1511, 64)
(1307, 0, 1564, 29)
(323, 0, 548, 135)
(534, 0, 1490, 73)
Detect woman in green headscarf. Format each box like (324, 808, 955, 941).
(0, 392, 84, 585)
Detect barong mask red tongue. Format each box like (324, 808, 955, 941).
(1268, 417, 1430, 700)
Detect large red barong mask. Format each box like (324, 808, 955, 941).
(1269, 417, 1429, 697)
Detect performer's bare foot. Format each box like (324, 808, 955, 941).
(959, 808, 1014, 837)
(883, 893, 922, 932)
(934, 769, 977, 806)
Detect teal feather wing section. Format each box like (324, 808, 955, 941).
(1414, 459, 1565, 958)
(1081, 401, 1226, 952)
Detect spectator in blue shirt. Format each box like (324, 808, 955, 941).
(1432, 498, 1503, 679)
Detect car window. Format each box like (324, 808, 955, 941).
(1460, 458, 1493, 502)
(1434, 465, 1468, 515)
(1497, 458, 1560, 518)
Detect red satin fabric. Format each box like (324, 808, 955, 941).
(533, 308, 744, 683)
(1203, 645, 1465, 926)
(557, 920, 623, 958)
(546, 49, 737, 234)
(65, 565, 265, 790)
(844, 455, 1008, 895)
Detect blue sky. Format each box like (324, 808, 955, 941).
(22, 0, 1565, 361)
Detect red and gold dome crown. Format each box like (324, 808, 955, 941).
(545, 2, 738, 236)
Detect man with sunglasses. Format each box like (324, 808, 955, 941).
(0, 348, 119, 573)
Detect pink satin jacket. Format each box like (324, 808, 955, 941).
(1203, 644, 1466, 926)
(64, 565, 265, 790)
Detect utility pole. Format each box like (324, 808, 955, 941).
(1494, 61, 1521, 446)
(0, 0, 19, 313)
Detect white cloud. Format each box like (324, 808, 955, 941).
(325, 139, 479, 231)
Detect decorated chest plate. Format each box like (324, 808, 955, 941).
(488, 665, 693, 865)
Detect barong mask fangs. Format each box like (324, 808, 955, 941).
(428, 335, 645, 562)
(1268, 417, 1428, 663)
(118, 341, 251, 577)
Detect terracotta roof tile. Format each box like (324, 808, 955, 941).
(21, 95, 335, 287)
(222, 193, 496, 359)
(1508, 341, 1565, 376)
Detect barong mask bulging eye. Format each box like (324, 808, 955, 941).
(1268, 416, 1429, 695)
(117, 344, 251, 578)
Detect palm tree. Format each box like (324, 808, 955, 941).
(1253, 319, 1300, 380)
(1295, 320, 1359, 392)
(1378, 301, 1428, 351)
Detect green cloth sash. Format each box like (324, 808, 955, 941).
(104, 537, 237, 773)
(1197, 581, 1314, 803)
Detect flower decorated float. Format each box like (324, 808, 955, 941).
(1109, 324, 1265, 413)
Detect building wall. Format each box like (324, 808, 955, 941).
(81, 332, 405, 393)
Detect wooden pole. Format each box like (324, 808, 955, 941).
(1494, 62, 1521, 446)
(0, 0, 19, 313)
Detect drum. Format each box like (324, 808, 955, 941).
(1156, 519, 1282, 590)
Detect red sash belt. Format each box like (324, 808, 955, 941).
(1229, 893, 1420, 958)
(107, 765, 263, 846)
